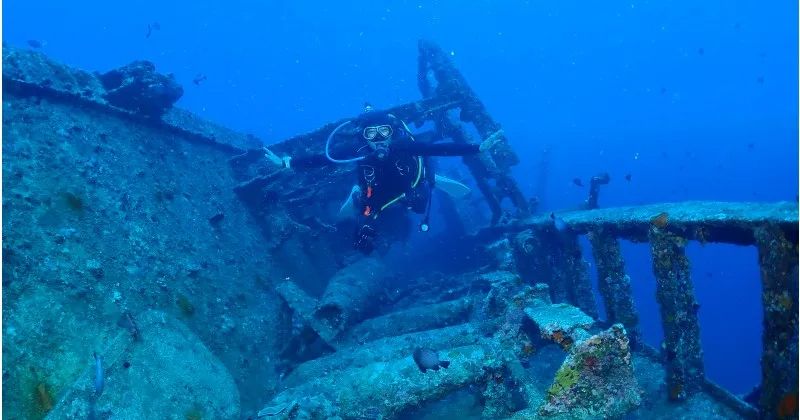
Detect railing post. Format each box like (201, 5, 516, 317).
(649, 229, 704, 400)
(513, 229, 568, 303)
(557, 234, 599, 319)
(589, 229, 641, 347)
(755, 225, 798, 418)
(512, 230, 597, 318)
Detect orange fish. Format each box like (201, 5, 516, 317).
(651, 212, 669, 228)
(778, 392, 798, 418)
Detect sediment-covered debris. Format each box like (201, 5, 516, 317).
(524, 302, 594, 350)
(312, 257, 389, 341)
(46, 310, 240, 419)
(275, 257, 391, 346)
(258, 344, 490, 419)
(335, 297, 474, 347)
(281, 323, 480, 388)
(2, 46, 106, 101)
(98, 60, 183, 117)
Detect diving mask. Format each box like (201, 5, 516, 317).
(363, 124, 392, 158)
(363, 124, 393, 141)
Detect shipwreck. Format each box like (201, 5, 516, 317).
(2, 40, 797, 419)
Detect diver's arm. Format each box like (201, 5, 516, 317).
(288, 154, 332, 168)
(394, 142, 480, 156)
(393, 133, 501, 157)
(264, 147, 330, 169)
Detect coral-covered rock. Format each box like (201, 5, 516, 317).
(539, 324, 641, 419)
(98, 60, 183, 117)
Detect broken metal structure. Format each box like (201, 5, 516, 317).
(230, 40, 530, 232)
(229, 41, 798, 419)
(6, 39, 795, 419)
(498, 201, 797, 418)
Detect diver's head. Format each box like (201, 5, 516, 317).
(358, 112, 410, 159)
(363, 124, 393, 158)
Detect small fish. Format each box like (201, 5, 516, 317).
(660, 87, 667, 95)
(27, 39, 44, 49)
(550, 213, 568, 232)
(591, 172, 610, 185)
(146, 22, 161, 39)
(757, 75, 765, 84)
(697, 47, 705, 56)
(93, 352, 104, 397)
(192, 73, 208, 86)
(572, 178, 583, 187)
(651, 212, 669, 228)
(624, 173, 632, 182)
(412, 348, 450, 373)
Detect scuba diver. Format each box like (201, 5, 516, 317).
(263, 106, 500, 254)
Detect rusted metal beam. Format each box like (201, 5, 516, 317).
(556, 235, 599, 319)
(588, 228, 641, 347)
(438, 116, 504, 223)
(511, 229, 597, 317)
(479, 201, 798, 246)
(513, 230, 569, 303)
(417, 40, 530, 220)
(649, 229, 705, 400)
(755, 225, 798, 419)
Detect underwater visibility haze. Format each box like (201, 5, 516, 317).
(2, 0, 798, 419)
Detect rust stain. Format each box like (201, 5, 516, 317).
(651, 212, 669, 228)
(778, 392, 798, 418)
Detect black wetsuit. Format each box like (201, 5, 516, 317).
(292, 139, 480, 253)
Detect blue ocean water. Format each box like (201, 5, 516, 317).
(5, 0, 796, 398)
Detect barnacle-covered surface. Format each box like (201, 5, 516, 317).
(4, 44, 795, 420)
(486, 200, 797, 244)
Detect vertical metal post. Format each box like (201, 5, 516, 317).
(755, 225, 798, 418)
(589, 229, 641, 347)
(650, 229, 704, 400)
(555, 234, 599, 318)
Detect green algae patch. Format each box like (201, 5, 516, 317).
(548, 365, 579, 397)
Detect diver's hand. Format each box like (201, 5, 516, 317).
(479, 129, 504, 153)
(263, 147, 292, 169)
